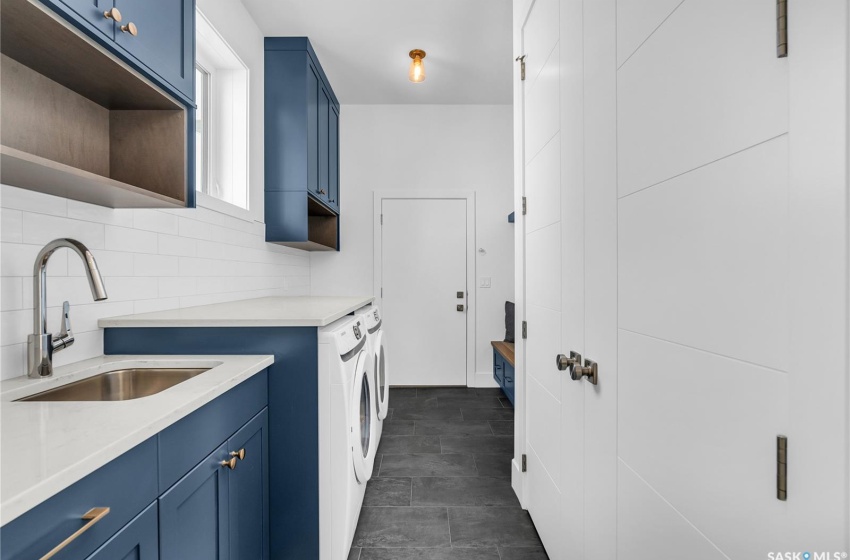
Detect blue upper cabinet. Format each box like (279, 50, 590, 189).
(38, 0, 195, 104)
(265, 37, 341, 251)
(113, 0, 195, 101)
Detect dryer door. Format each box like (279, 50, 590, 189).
(350, 350, 377, 484)
(373, 331, 389, 421)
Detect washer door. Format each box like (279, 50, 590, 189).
(373, 331, 389, 421)
(350, 350, 377, 484)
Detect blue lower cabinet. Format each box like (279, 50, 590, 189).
(493, 351, 504, 384)
(159, 443, 230, 559)
(0, 439, 157, 560)
(105, 327, 321, 560)
(158, 409, 269, 560)
(86, 502, 158, 560)
(492, 349, 515, 406)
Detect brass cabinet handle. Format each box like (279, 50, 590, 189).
(220, 457, 238, 470)
(230, 448, 246, 461)
(318, 189, 326, 195)
(120, 22, 138, 36)
(40, 507, 110, 560)
(102, 7, 122, 21)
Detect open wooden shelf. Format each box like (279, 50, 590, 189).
(0, 0, 189, 208)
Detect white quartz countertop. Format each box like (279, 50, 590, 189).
(97, 296, 374, 328)
(0, 353, 273, 525)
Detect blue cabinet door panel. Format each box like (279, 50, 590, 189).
(159, 443, 229, 560)
(306, 63, 320, 196)
(113, 0, 194, 99)
(157, 370, 267, 493)
(86, 502, 158, 560)
(0, 438, 158, 560)
(43, 0, 116, 39)
(328, 104, 339, 210)
(228, 409, 270, 560)
(317, 85, 330, 204)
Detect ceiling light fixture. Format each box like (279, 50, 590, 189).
(408, 49, 426, 83)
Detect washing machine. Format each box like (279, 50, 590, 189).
(318, 315, 378, 560)
(357, 304, 388, 443)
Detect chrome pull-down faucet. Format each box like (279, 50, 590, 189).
(27, 239, 108, 378)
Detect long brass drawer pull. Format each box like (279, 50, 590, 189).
(40, 507, 110, 560)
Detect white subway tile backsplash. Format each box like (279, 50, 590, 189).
(2, 209, 23, 243)
(134, 210, 179, 235)
(1, 243, 68, 277)
(1, 277, 23, 311)
(133, 254, 179, 277)
(23, 212, 105, 249)
(157, 234, 197, 257)
(67, 200, 134, 227)
(1, 185, 309, 379)
(105, 225, 158, 254)
(1, 185, 67, 216)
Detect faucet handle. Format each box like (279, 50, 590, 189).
(52, 301, 75, 351)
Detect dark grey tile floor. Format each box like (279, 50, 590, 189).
(349, 387, 549, 560)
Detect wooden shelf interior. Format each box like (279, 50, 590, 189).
(0, 0, 188, 208)
(307, 196, 339, 251)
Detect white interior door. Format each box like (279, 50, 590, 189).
(380, 198, 468, 386)
(615, 0, 847, 556)
(521, 0, 585, 557)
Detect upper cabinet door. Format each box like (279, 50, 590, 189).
(317, 85, 330, 205)
(113, 0, 194, 100)
(306, 63, 320, 197)
(328, 104, 339, 211)
(47, 0, 116, 39)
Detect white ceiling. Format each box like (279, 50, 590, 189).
(241, 0, 513, 105)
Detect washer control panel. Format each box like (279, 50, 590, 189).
(335, 318, 366, 356)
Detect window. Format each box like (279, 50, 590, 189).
(195, 9, 249, 211)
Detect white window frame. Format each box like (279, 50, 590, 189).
(195, 8, 253, 222)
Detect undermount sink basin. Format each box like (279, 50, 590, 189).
(15, 368, 210, 402)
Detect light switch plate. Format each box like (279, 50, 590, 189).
(479, 277, 491, 288)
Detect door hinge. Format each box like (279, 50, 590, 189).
(776, 0, 788, 58)
(522, 321, 527, 339)
(380, 214, 383, 225)
(522, 197, 527, 215)
(381, 287, 383, 297)
(516, 55, 526, 81)
(777, 435, 787, 501)
(522, 454, 527, 472)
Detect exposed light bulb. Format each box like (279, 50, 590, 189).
(408, 49, 426, 83)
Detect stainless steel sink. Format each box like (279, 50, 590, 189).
(15, 368, 210, 402)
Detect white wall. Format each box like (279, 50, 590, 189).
(310, 104, 514, 384)
(0, 1, 309, 381)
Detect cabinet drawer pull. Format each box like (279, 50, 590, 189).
(221, 457, 238, 470)
(318, 189, 326, 195)
(120, 22, 138, 36)
(230, 448, 246, 461)
(40, 507, 110, 560)
(102, 7, 122, 21)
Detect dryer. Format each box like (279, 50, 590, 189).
(357, 304, 388, 443)
(318, 315, 378, 560)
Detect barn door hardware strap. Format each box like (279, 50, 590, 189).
(776, 0, 788, 57)
(777, 435, 787, 500)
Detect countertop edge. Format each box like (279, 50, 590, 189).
(0, 354, 274, 526)
(96, 296, 375, 329)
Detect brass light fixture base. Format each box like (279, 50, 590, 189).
(409, 49, 426, 60)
